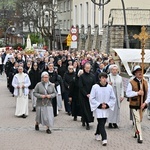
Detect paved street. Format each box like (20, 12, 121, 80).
(0, 74, 150, 150)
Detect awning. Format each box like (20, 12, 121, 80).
(112, 48, 150, 76)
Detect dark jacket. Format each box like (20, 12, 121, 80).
(57, 65, 66, 79)
(29, 69, 41, 89)
(63, 71, 75, 92)
(69, 75, 81, 116)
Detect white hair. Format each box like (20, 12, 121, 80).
(18, 66, 23, 70)
(109, 64, 118, 71)
(41, 71, 49, 78)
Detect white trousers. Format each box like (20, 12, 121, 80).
(30, 89, 37, 108)
(131, 109, 143, 140)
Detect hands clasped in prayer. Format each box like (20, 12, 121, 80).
(41, 95, 51, 99)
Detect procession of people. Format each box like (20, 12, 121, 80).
(1, 42, 150, 146)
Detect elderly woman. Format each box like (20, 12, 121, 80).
(12, 66, 31, 118)
(34, 72, 56, 134)
(107, 64, 124, 128)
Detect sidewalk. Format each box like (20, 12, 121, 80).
(0, 74, 150, 150)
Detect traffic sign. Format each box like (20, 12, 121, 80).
(71, 35, 77, 41)
(71, 28, 77, 34)
(71, 41, 77, 48)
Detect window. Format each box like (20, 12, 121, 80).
(64, 20, 66, 30)
(86, 2, 89, 27)
(58, 2, 63, 13)
(67, 20, 70, 30)
(58, 20, 63, 30)
(79, 4, 82, 26)
(68, 0, 70, 11)
(64, 1, 66, 12)
(74, 5, 77, 25)
(91, 2, 96, 27)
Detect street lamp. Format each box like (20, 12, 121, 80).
(5, 26, 16, 46)
(120, 0, 130, 48)
(91, 0, 110, 6)
(91, 0, 130, 48)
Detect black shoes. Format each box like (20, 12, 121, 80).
(82, 122, 90, 130)
(46, 129, 52, 134)
(35, 124, 39, 131)
(108, 123, 113, 128)
(82, 122, 85, 127)
(73, 117, 77, 121)
(134, 133, 143, 143)
(86, 126, 90, 130)
(35, 125, 51, 134)
(68, 112, 71, 116)
(22, 114, 27, 118)
(108, 123, 118, 128)
(137, 138, 143, 144)
(86, 124, 90, 130)
(32, 107, 36, 112)
(113, 123, 118, 128)
(133, 133, 137, 138)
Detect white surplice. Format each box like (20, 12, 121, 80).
(12, 73, 31, 116)
(107, 74, 124, 124)
(89, 84, 116, 119)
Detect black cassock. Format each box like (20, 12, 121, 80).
(8, 67, 18, 94)
(69, 76, 81, 117)
(79, 72, 95, 123)
(48, 71, 63, 117)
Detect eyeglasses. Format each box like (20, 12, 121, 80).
(43, 77, 49, 78)
(69, 68, 73, 70)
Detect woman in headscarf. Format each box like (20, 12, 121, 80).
(34, 71, 56, 134)
(28, 62, 41, 112)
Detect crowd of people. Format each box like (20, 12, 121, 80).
(1, 47, 150, 146)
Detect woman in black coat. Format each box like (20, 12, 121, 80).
(79, 63, 95, 130)
(57, 59, 66, 79)
(29, 62, 41, 111)
(47, 62, 64, 117)
(69, 70, 83, 121)
(8, 62, 18, 95)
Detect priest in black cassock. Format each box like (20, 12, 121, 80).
(79, 63, 95, 130)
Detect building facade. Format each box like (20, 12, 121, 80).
(70, 0, 150, 51)
(21, 0, 150, 51)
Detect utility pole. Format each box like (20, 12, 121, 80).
(91, 0, 130, 48)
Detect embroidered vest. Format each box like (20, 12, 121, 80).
(129, 79, 148, 109)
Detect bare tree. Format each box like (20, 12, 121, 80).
(0, 0, 17, 37)
(15, 0, 58, 49)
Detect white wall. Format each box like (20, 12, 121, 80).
(72, 0, 103, 33)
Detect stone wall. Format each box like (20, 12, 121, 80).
(77, 25, 124, 52)
(100, 26, 124, 53)
(145, 26, 150, 49)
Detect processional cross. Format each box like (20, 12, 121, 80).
(133, 26, 150, 120)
